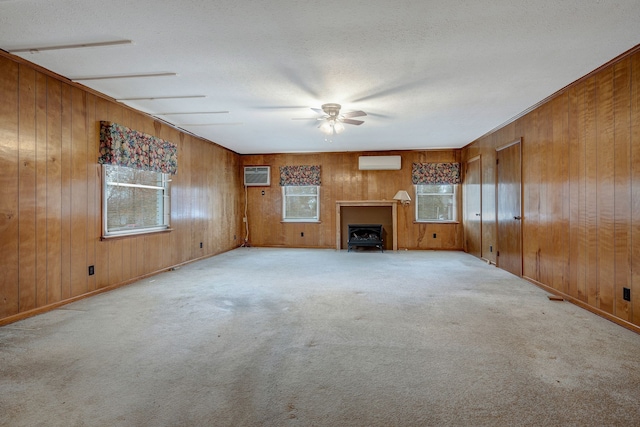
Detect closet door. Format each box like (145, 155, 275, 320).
(497, 140, 522, 276)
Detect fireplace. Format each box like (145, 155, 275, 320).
(347, 224, 384, 252)
(336, 200, 398, 251)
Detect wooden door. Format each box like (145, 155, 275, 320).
(497, 140, 522, 276)
(464, 156, 482, 258)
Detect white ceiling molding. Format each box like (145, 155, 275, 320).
(155, 111, 228, 115)
(8, 40, 133, 53)
(70, 72, 177, 81)
(116, 95, 206, 101)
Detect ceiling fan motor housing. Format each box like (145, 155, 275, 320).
(321, 103, 341, 117)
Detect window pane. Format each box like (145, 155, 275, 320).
(285, 196, 317, 219)
(417, 184, 454, 195)
(417, 195, 454, 221)
(106, 167, 163, 187)
(283, 185, 319, 220)
(104, 165, 169, 235)
(106, 185, 164, 231)
(416, 184, 456, 221)
(285, 186, 318, 195)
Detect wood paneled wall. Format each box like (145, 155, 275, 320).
(462, 48, 640, 330)
(240, 151, 463, 250)
(0, 53, 243, 323)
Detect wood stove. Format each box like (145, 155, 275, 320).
(347, 224, 384, 252)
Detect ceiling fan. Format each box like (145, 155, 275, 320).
(294, 103, 367, 136)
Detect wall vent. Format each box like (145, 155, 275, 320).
(244, 166, 270, 186)
(358, 155, 401, 170)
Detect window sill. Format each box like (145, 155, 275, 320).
(101, 228, 174, 241)
(280, 220, 322, 224)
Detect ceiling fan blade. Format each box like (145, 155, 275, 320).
(341, 118, 365, 126)
(366, 112, 393, 119)
(341, 110, 367, 118)
(310, 108, 323, 114)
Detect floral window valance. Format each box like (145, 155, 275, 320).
(412, 162, 460, 185)
(279, 165, 321, 186)
(99, 121, 178, 175)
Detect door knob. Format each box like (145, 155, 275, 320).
(514, 216, 522, 220)
(475, 213, 481, 216)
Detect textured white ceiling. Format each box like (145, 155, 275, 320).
(1, 0, 639, 154)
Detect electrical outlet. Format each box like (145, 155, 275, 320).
(490, 245, 493, 252)
(234, 235, 236, 240)
(301, 232, 304, 237)
(623, 287, 631, 301)
(433, 233, 436, 238)
(88, 265, 94, 276)
(200, 242, 203, 248)
(243, 217, 247, 223)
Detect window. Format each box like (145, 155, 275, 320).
(415, 184, 457, 222)
(282, 186, 320, 222)
(103, 165, 170, 237)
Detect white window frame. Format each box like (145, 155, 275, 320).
(102, 165, 171, 237)
(415, 184, 458, 223)
(281, 185, 320, 222)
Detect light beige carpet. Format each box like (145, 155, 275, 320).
(1, 248, 639, 426)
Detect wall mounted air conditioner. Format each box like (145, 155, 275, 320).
(358, 155, 402, 170)
(244, 166, 270, 186)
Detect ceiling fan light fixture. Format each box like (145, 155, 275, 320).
(296, 103, 365, 139)
(319, 120, 334, 135)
